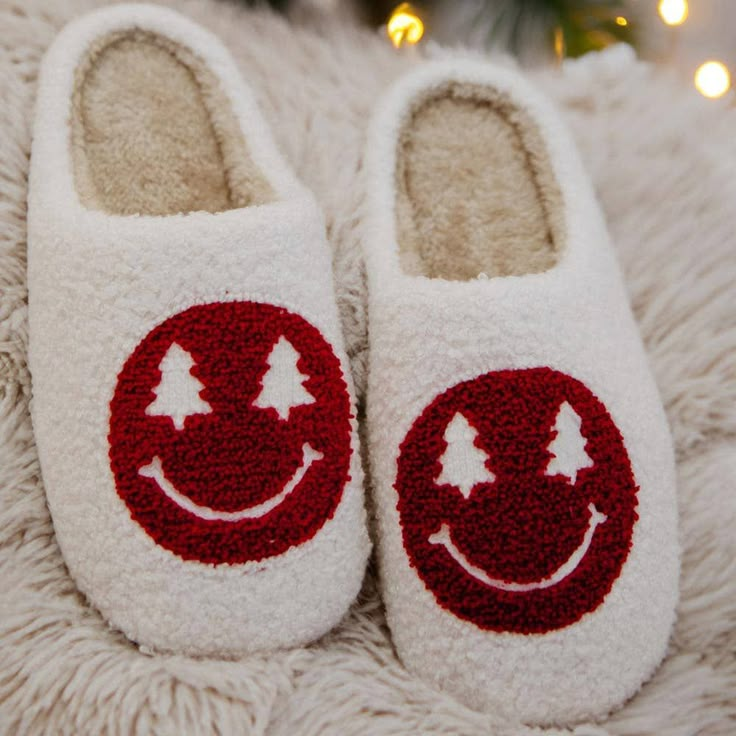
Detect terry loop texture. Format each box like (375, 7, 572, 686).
(108, 301, 353, 565)
(395, 367, 640, 636)
(1, 1, 735, 734)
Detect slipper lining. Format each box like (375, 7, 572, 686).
(395, 82, 565, 281)
(70, 30, 273, 216)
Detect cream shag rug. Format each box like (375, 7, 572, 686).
(1, 1, 735, 734)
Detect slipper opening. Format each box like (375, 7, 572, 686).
(70, 30, 274, 216)
(395, 82, 565, 281)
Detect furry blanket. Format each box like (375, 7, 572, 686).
(1, 1, 734, 733)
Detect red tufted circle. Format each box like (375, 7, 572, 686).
(396, 367, 638, 634)
(109, 301, 352, 565)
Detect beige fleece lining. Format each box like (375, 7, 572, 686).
(71, 30, 273, 215)
(395, 82, 565, 280)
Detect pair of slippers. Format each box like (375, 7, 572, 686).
(27, 3, 679, 726)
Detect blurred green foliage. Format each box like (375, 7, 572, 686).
(240, 0, 635, 58)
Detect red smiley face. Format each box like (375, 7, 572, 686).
(396, 367, 638, 633)
(108, 301, 352, 565)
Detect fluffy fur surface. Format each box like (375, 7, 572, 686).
(0, 0, 735, 734)
(395, 80, 562, 280)
(72, 26, 273, 214)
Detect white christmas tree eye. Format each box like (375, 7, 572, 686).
(435, 412, 496, 499)
(145, 343, 212, 431)
(545, 401, 594, 485)
(253, 336, 315, 421)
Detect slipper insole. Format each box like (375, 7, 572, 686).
(72, 32, 272, 216)
(395, 84, 563, 280)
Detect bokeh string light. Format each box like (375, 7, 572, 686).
(658, 0, 689, 26)
(694, 60, 731, 99)
(379, 1, 732, 101)
(383, 1, 633, 58)
(387, 3, 424, 48)
(654, 0, 731, 100)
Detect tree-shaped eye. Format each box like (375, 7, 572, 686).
(545, 401, 594, 485)
(435, 412, 496, 499)
(252, 336, 315, 421)
(145, 342, 212, 430)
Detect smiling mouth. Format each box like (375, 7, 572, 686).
(139, 443, 323, 522)
(428, 503, 607, 593)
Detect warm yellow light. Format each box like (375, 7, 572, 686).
(658, 0, 689, 26)
(387, 3, 424, 48)
(694, 61, 731, 99)
(553, 26, 565, 60)
(615, 16, 628, 27)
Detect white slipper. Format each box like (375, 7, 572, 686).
(27, 3, 369, 657)
(363, 60, 679, 725)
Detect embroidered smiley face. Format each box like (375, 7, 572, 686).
(395, 367, 638, 634)
(108, 301, 352, 565)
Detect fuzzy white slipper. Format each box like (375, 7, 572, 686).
(27, 3, 369, 657)
(363, 60, 679, 725)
